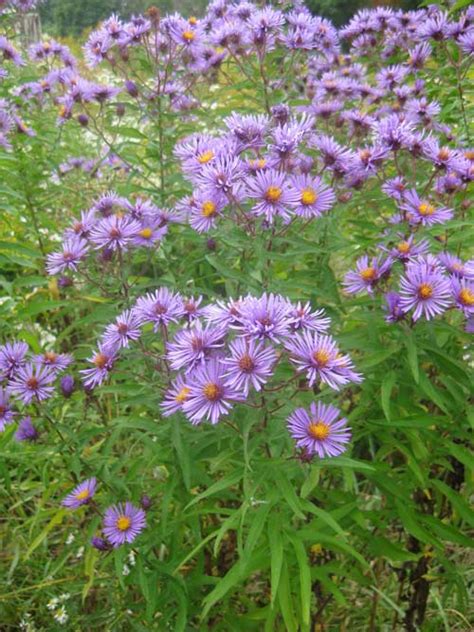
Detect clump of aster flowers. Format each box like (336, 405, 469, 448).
(82, 290, 362, 454)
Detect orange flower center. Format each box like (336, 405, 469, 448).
(188, 16, 198, 25)
(198, 150, 214, 164)
(182, 30, 195, 42)
(360, 267, 377, 281)
(464, 150, 474, 161)
(301, 188, 317, 206)
(116, 516, 131, 531)
(93, 353, 108, 369)
(397, 241, 411, 254)
(265, 186, 282, 203)
(418, 202, 435, 216)
(418, 283, 433, 299)
(313, 350, 331, 367)
(459, 288, 474, 306)
(44, 351, 58, 363)
(203, 383, 221, 401)
(202, 201, 217, 217)
(139, 227, 153, 239)
(438, 148, 449, 161)
(76, 489, 90, 501)
(27, 377, 39, 389)
(175, 386, 190, 403)
(238, 354, 255, 372)
(308, 421, 330, 441)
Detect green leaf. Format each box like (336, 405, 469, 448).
(268, 519, 284, 607)
(185, 470, 243, 509)
(404, 332, 419, 384)
(289, 535, 312, 627)
(381, 371, 396, 421)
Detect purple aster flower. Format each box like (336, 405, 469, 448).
(373, 114, 415, 151)
(179, 295, 205, 322)
(450, 277, 474, 315)
(246, 169, 298, 223)
(167, 321, 225, 372)
(399, 260, 452, 321)
(91, 192, 128, 217)
(134, 288, 183, 331)
(161, 374, 191, 417)
(80, 344, 117, 389)
(91, 536, 112, 551)
(0, 341, 29, 379)
(287, 402, 351, 458)
(64, 210, 96, 240)
(285, 331, 362, 390)
(0, 387, 14, 431)
(182, 359, 243, 425)
(197, 156, 245, 199)
(382, 176, 407, 201)
(222, 338, 277, 395)
(383, 291, 404, 323)
(103, 502, 146, 547)
(133, 219, 166, 247)
(33, 351, 72, 373)
(344, 256, 391, 295)
(62, 478, 97, 509)
(46, 238, 89, 275)
(400, 190, 453, 226)
(60, 375, 75, 398)
(458, 30, 474, 55)
(417, 10, 449, 41)
(90, 215, 141, 251)
(387, 235, 430, 262)
(289, 174, 335, 218)
(408, 42, 432, 69)
(311, 134, 355, 174)
(188, 192, 227, 233)
(286, 301, 331, 333)
(224, 113, 269, 152)
(236, 294, 292, 342)
(437, 253, 474, 279)
(102, 309, 142, 351)
(14, 416, 39, 442)
(9, 364, 56, 404)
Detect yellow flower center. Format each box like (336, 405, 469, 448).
(313, 350, 331, 367)
(464, 150, 474, 161)
(198, 150, 214, 164)
(459, 288, 474, 306)
(182, 30, 195, 42)
(188, 16, 198, 25)
(397, 241, 411, 254)
(44, 351, 58, 363)
(438, 148, 449, 161)
(203, 383, 221, 401)
(76, 490, 90, 501)
(418, 202, 435, 216)
(265, 186, 282, 203)
(418, 283, 433, 299)
(175, 386, 190, 403)
(360, 267, 377, 281)
(116, 516, 131, 531)
(308, 421, 330, 441)
(202, 201, 217, 217)
(301, 188, 317, 206)
(139, 227, 153, 239)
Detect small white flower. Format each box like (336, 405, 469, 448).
(53, 606, 69, 625)
(128, 550, 136, 567)
(59, 592, 71, 602)
(65, 533, 75, 545)
(46, 597, 59, 611)
(76, 546, 85, 559)
(122, 563, 131, 576)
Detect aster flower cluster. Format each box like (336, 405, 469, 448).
(174, 113, 336, 232)
(0, 340, 74, 438)
(345, 252, 474, 330)
(61, 477, 147, 549)
(45, 191, 176, 282)
(82, 290, 361, 459)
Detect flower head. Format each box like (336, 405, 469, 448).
(0, 387, 14, 431)
(287, 402, 351, 458)
(222, 338, 276, 395)
(103, 502, 146, 547)
(289, 174, 335, 218)
(343, 256, 391, 295)
(285, 331, 362, 390)
(15, 416, 39, 442)
(9, 364, 56, 404)
(62, 478, 97, 509)
(399, 259, 452, 320)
